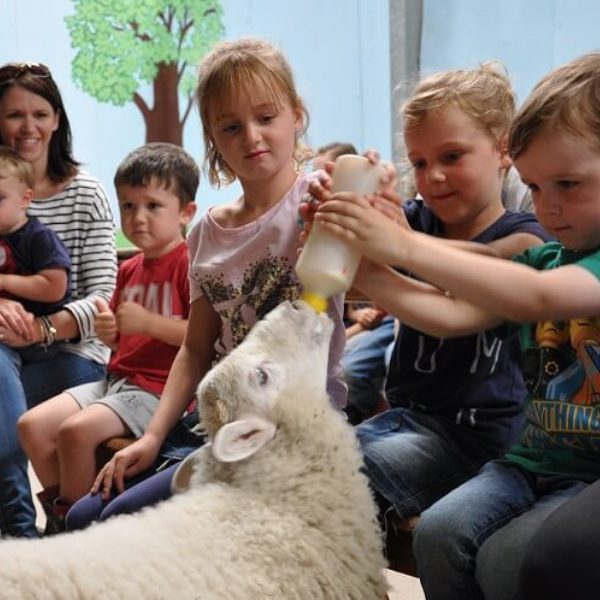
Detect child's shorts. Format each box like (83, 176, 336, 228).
(66, 376, 160, 437)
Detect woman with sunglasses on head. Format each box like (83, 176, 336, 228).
(0, 62, 117, 537)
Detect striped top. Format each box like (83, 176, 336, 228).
(27, 172, 118, 365)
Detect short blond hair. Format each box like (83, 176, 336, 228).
(403, 62, 515, 144)
(0, 145, 34, 188)
(196, 38, 310, 187)
(510, 52, 600, 159)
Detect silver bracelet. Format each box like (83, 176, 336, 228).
(39, 316, 57, 349)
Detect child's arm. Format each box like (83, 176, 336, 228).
(92, 294, 221, 497)
(114, 301, 187, 347)
(0, 268, 67, 303)
(353, 259, 501, 337)
(317, 193, 600, 323)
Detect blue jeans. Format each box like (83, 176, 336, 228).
(67, 463, 178, 530)
(514, 478, 600, 600)
(356, 408, 503, 519)
(0, 346, 105, 537)
(342, 316, 394, 420)
(413, 460, 587, 600)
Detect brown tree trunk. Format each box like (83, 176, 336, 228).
(143, 62, 183, 145)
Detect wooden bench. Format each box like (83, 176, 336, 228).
(385, 515, 420, 576)
(95, 436, 134, 470)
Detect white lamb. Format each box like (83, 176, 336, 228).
(0, 300, 387, 599)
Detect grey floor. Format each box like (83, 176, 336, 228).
(386, 569, 425, 599)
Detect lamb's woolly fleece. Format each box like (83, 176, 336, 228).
(0, 301, 387, 599)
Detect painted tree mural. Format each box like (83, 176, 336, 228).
(66, 0, 224, 145)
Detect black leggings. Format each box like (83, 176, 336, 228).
(516, 479, 600, 600)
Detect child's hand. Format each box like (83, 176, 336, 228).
(92, 435, 162, 498)
(315, 192, 410, 266)
(298, 170, 334, 244)
(363, 148, 399, 196)
(95, 298, 118, 345)
(352, 306, 385, 329)
(115, 301, 151, 335)
(369, 188, 408, 227)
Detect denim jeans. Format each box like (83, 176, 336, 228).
(67, 462, 178, 530)
(0, 346, 105, 538)
(356, 408, 503, 519)
(514, 478, 600, 600)
(342, 316, 395, 419)
(413, 460, 587, 600)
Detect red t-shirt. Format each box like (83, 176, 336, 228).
(107, 242, 190, 394)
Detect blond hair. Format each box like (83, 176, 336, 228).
(196, 38, 310, 187)
(510, 52, 600, 159)
(403, 62, 515, 144)
(0, 145, 34, 188)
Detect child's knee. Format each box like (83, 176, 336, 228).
(17, 410, 40, 447)
(57, 417, 91, 450)
(413, 503, 464, 562)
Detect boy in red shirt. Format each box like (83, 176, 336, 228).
(18, 142, 197, 533)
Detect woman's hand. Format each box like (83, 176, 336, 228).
(0, 299, 37, 343)
(91, 435, 162, 499)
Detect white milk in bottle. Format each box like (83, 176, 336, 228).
(296, 154, 384, 312)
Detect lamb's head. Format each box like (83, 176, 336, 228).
(172, 301, 335, 491)
(173, 301, 339, 491)
(198, 300, 334, 462)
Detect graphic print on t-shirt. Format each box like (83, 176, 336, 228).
(0, 240, 17, 274)
(522, 317, 600, 452)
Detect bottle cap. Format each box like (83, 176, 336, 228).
(300, 291, 328, 313)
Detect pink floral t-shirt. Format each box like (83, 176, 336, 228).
(187, 173, 347, 408)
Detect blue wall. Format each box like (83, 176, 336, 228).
(0, 0, 391, 224)
(420, 0, 600, 105)
(2, 0, 600, 227)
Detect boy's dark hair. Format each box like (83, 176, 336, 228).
(0, 62, 79, 183)
(316, 142, 358, 160)
(114, 142, 199, 205)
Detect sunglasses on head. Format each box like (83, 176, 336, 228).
(0, 62, 51, 82)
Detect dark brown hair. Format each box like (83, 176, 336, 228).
(0, 63, 79, 182)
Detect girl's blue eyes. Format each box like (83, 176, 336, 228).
(221, 115, 276, 133)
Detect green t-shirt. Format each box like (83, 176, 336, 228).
(505, 242, 600, 481)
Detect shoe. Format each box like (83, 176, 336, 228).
(36, 487, 70, 536)
(44, 497, 70, 536)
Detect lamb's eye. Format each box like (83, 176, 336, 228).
(255, 367, 268, 385)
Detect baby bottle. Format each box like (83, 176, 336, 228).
(296, 154, 384, 312)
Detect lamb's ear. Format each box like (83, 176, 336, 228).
(171, 444, 211, 493)
(212, 416, 276, 463)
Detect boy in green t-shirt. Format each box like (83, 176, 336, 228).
(313, 52, 600, 600)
